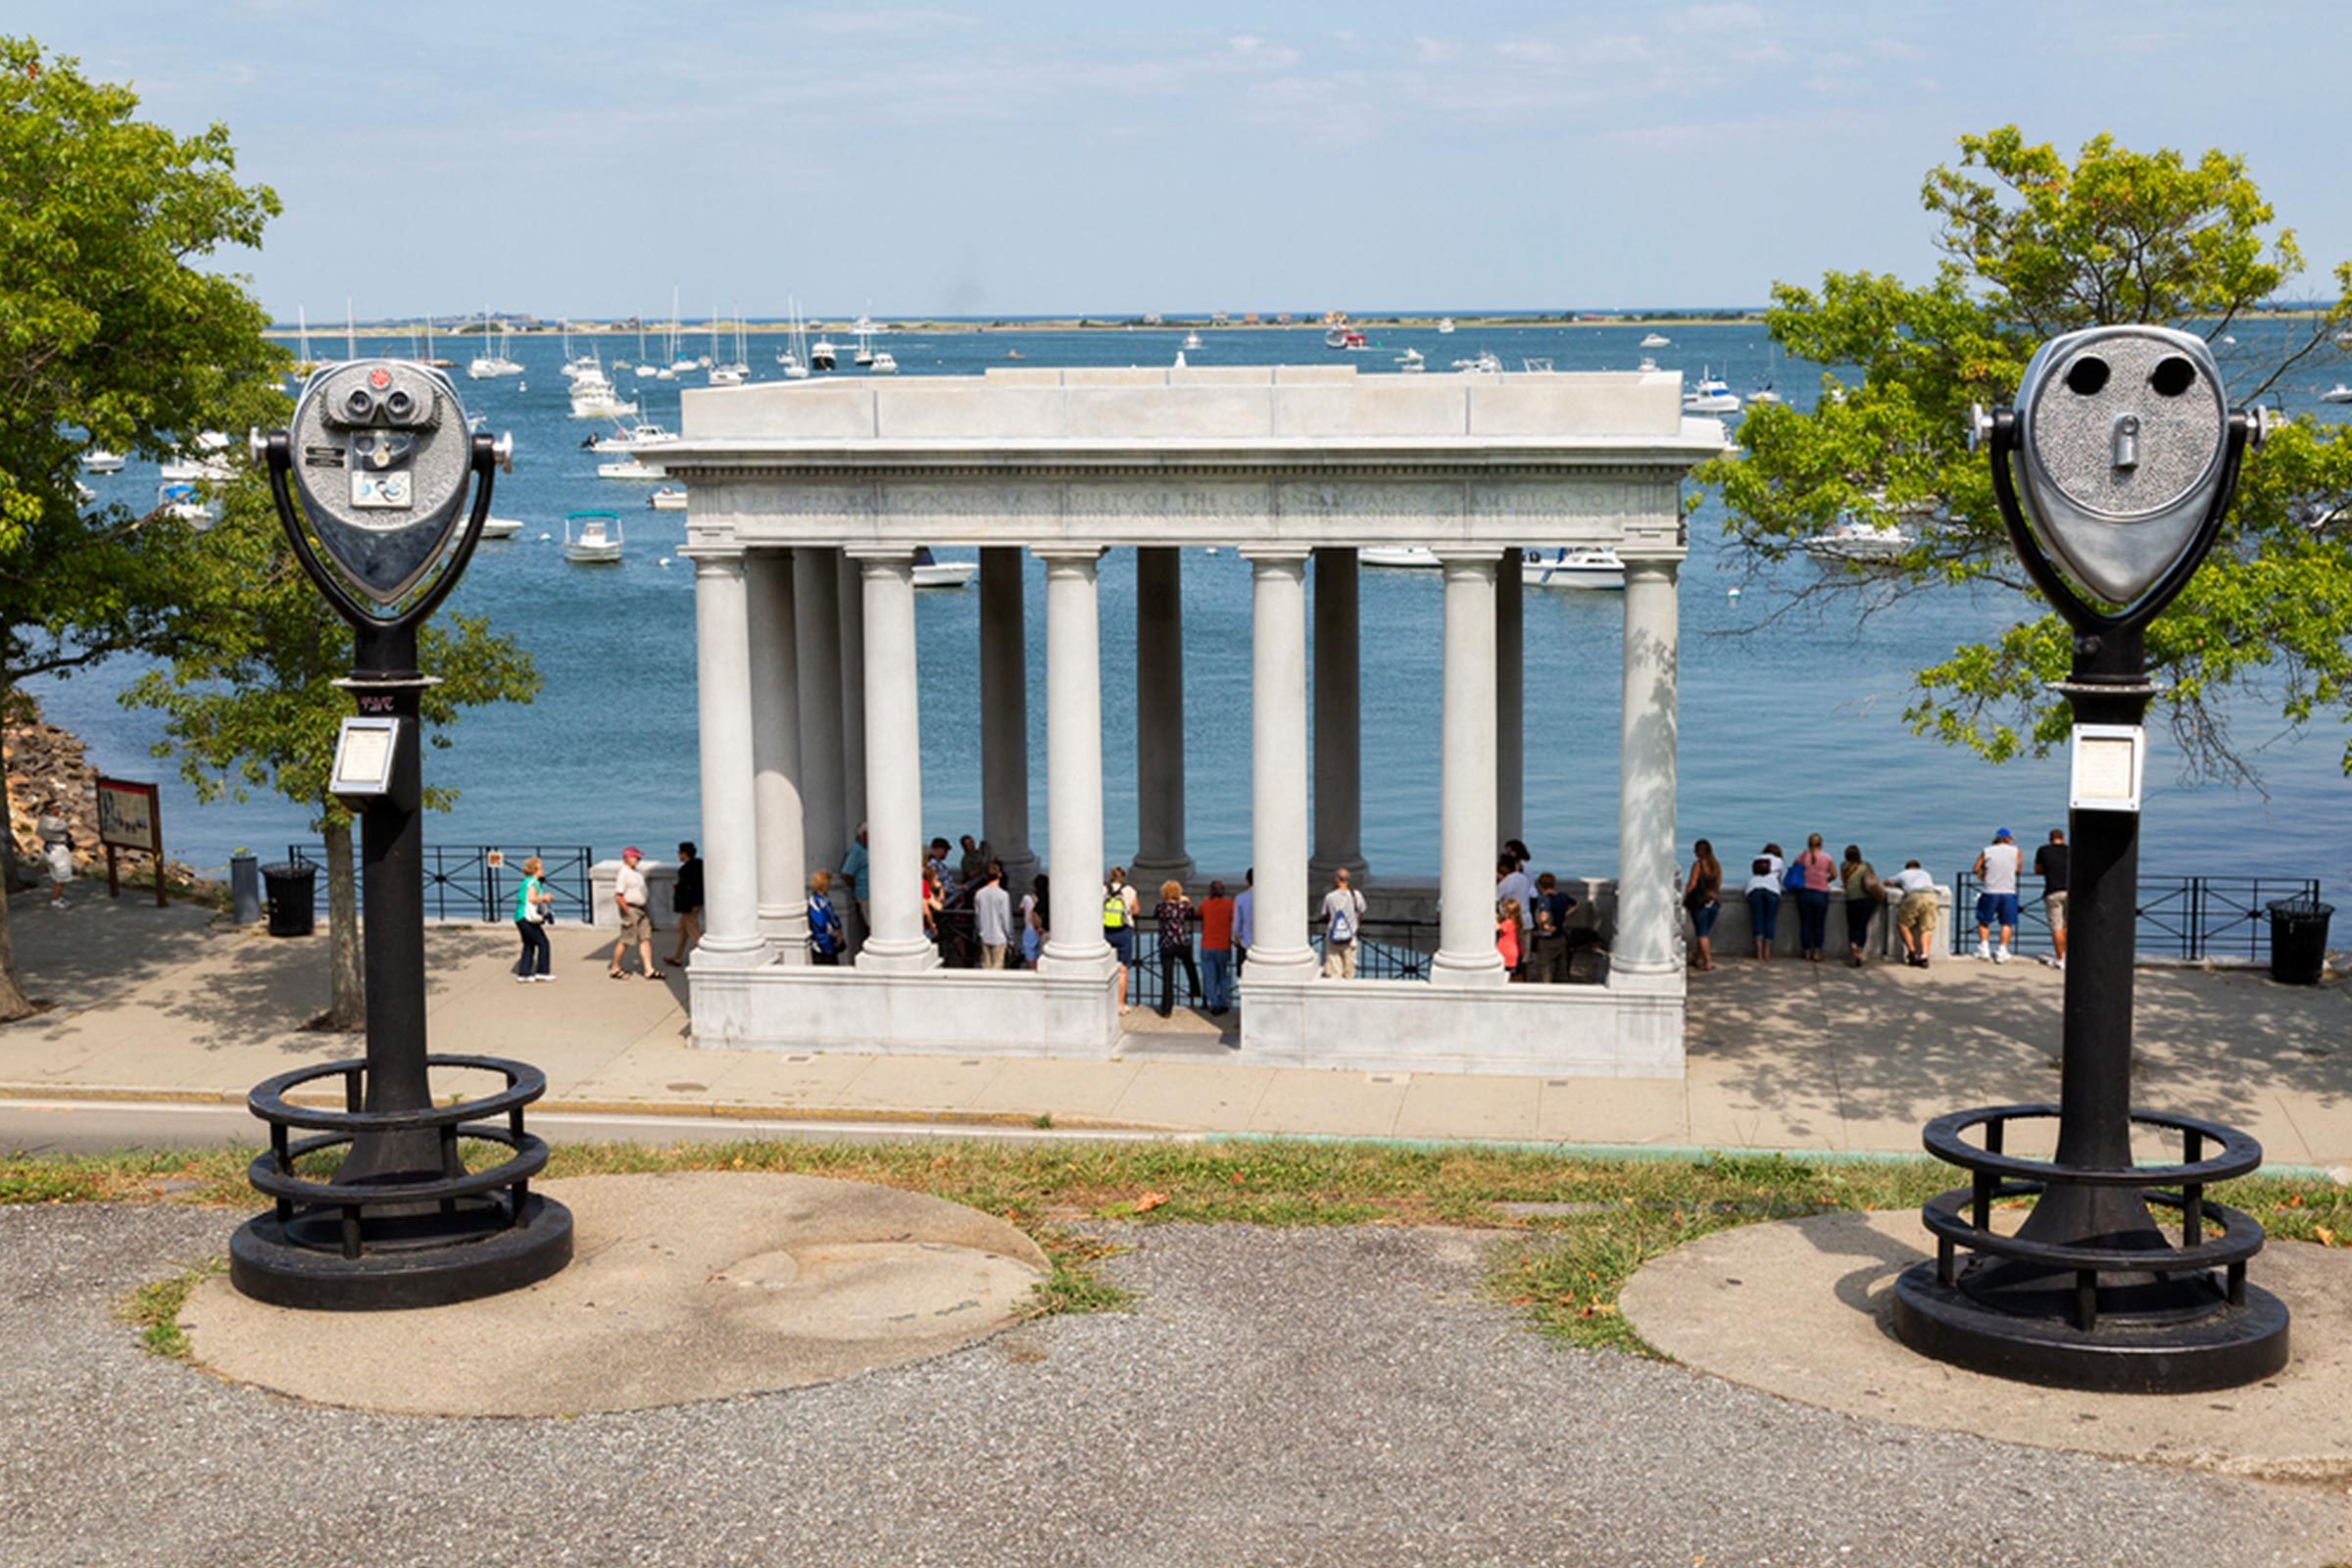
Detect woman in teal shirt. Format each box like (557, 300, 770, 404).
(513, 856, 555, 981)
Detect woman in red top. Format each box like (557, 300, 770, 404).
(1794, 833, 1838, 962)
(1496, 898, 1524, 975)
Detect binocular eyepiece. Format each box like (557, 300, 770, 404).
(279, 358, 481, 608)
(1976, 324, 2253, 614)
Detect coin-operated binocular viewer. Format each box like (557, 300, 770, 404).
(230, 362, 573, 1309)
(1893, 327, 2286, 1390)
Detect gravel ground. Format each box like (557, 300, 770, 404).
(2, 1202, 2343, 1568)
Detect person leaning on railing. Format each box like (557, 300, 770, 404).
(1887, 860, 1938, 969)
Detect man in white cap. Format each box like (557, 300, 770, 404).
(608, 846, 662, 981)
(1970, 827, 2022, 964)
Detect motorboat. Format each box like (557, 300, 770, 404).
(708, 365, 745, 387)
(1343, 330, 1370, 350)
(564, 511, 623, 563)
(649, 486, 688, 511)
(1396, 348, 1425, 373)
(2322, 383, 2352, 405)
(1324, 325, 1348, 349)
(870, 350, 900, 374)
(1521, 547, 1625, 590)
(1182, 329, 1203, 351)
(589, 416, 677, 453)
(810, 336, 839, 371)
(81, 448, 125, 473)
(159, 449, 234, 483)
(480, 515, 523, 538)
(1640, 331, 1671, 348)
(1683, 368, 1741, 415)
(157, 480, 216, 527)
(596, 456, 668, 480)
(75, 480, 96, 504)
(570, 379, 639, 419)
(911, 547, 976, 588)
(1800, 516, 1915, 562)
(1448, 350, 1503, 374)
(1437, 318, 1455, 334)
(1362, 545, 1625, 589)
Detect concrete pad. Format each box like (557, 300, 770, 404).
(698, 1050, 876, 1107)
(1534, 1075, 1689, 1146)
(1620, 1209, 2352, 1480)
(1393, 1074, 1542, 1141)
(179, 1172, 1047, 1416)
(1108, 1061, 1275, 1131)
(1248, 1067, 1407, 1137)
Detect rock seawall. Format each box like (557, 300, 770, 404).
(4, 699, 201, 891)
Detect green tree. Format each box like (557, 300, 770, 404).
(0, 36, 286, 1019)
(126, 487, 539, 1030)
(1699, 127, 2352, 780)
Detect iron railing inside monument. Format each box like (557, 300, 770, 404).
(1945, 873, 2322, 960)
(281, 844, 598, 924)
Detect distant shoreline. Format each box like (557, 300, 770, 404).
(266, 313, 1770, 338)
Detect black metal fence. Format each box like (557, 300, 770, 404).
(1947, 873, 2322, 960)
(282, 845, 598, 924)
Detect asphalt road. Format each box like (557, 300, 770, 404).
(2, 1202, 2342, 1567)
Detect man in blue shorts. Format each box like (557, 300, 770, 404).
(1970, 827, 2022, 964)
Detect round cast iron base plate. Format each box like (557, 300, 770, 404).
(229, 1197, 574, 1311)
(1891, 1259, 2289, 1394)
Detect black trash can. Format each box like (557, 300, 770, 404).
(260, 860, 318, 938)
(2267, 898, 2333, 985)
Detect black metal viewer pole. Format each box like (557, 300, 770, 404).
(228, 361, 572, 1309)
(1890, 326, 2286, 1391)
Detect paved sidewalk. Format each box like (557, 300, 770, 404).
(4, 890, 2348, 1164)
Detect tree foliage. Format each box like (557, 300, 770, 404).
(1698, 127, 2352, 779)
(0, 37, 285, 1020)
(126, 483, 540, 1027)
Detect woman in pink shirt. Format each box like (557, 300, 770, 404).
(1793, 833, 1838, 962)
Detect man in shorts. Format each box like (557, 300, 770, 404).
(609, 846, 662, 980)
(1888, 859, 1939, 967)
(1970, 827, 2022, 964)
(2034, 828, 2070, 971)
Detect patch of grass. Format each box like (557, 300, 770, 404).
(20, 1137, 2351, 1353)
(1026, 1229, 1131, 1318)
(116, 1258, 225, 1360)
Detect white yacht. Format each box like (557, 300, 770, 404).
(648, 486, 688, 511)
(1682, 368, 1741, 415)
(1182, 329, 1203, 351)
(569, 373, 638, 419)
(1800, 516, 1915, 562)
(1520, 547, 1626, 590)
(596, 456, 668, 481)
(810, 335, 839, 371)
(480, 515, 523, 539)
(564, 511, 624, 564)
(869, 350, 900, 374)
(1448, 350, 1503, 374)
(81, 448, 125, 474)
(157, 480, 216, 527)
(1640, 331, 1671, 348)
(588, 416, 677, 454)
(1436, 318, 1455, 334)
(708, 365, 745, 387)
(1362, 545, 1625, 589)
(2322, 383, 2352, 405)
(1396, 348, 1426, 373)
(911, 547, 976, 588)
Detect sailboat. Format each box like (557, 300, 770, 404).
(633, 320, 659, 378)
(775, 296, 811, 378)
(665, 287, 696, 374)
(854, 314, 876, 368)
(466, 309, 523, 379)
(293, 305, 318, 374)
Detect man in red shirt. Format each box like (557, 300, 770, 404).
(1197, 879, 1237, 1015)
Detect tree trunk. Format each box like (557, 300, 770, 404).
(0, 868, 30, 1023)
(322, 819, 365, 1031)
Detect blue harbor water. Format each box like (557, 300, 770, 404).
(42, 318, 2351, 891)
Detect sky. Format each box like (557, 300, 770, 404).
(20, 1, 2352, 320)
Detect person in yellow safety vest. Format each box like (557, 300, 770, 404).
(1102, 866, 1139, 1014)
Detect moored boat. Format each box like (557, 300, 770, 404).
(564, 511, 624, 564)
